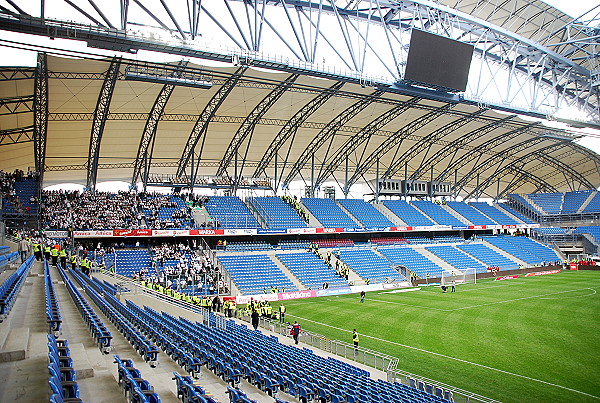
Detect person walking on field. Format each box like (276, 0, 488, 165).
(360, 290, 365, 303)
(451, 279, 456, 293)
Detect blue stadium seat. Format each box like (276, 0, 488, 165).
(301, 198, 360, 228)
(204, 196, 261, 228)
(411, 201, 465, 226)
(338, 248, 405, 283)
(218, 254, 297, 295)
(249, 197, 307, 229)
(276, 252, 347, 289)
(337, 199, 394, 228)
(381, 200, 434, 226)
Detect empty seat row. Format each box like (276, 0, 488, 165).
(301, 197, 361, 229)
(377, 246, 444, 278)
(337, 199, 395, 228)
(45, 262, 62, 337)
(69, 269, 159, 366)
(338, 248, 405, 283)
(114, 355, 161, 403)
(249, 196, 307, 229)
(425, 245, 487, 273)
(0, 250, 18, 271)
(173, 372, 220, 403)
(0, 256, 34, 321)
(48, 335, 82, 403)
(276, 252, 347, 289)
(218, 254, 297, 295)
(56, 265, 113, 354)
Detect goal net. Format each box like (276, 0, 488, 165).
(441, 268, 477, 286)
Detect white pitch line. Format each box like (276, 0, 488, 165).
(539, 288, 597, 299)
(367, 298, 450, 312)
(447, 287, 599, 311)
(290, 315, 600, 400)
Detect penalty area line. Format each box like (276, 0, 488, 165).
(290, 315, 600, 400)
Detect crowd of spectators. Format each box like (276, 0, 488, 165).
(139, 194, 193, 229)
(133, 242, 225, 295)
(0, 169, 38, 214)
(41, 190, 141, 230)
(41, 190, 197, 230)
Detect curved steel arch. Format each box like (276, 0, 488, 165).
(382, 108, 486, 182)
(456, 140, 565, 196)
(33, 52, 48, 185)
(345, 103, 457, 190)
(3, 0, 597, 121)
(409, 115, 517, 181)
(252, 80, 345, 179)
(217, 73, 299, 177)
(314, 97, 421, 188)
(86, 57, 120, 190)
(177, 67, 247, 179)
(282, 89, 384, 188)
(435, 122, 539, 183)
(467, 164, 558, 200)
(131, 60, 188, 189)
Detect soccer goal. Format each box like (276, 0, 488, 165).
(441, 268, 477, 286)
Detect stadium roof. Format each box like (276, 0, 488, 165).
(0, 0, 598, 198)
(1, 54, 598, 199)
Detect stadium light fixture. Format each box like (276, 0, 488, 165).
(124, 64, 212, 89)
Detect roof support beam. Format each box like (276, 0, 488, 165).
(382, 107, 485, 182)
(34, 52, 48, 185)
(253, 81, 345, 180)
(457, 141, 564, 197)
(410, 115, 516, 181)
(177, 67, 246, 179)
(314, 97, 421, 188)
(435, 122, 539, 183)
(132, 60, 187, 190)
(217, 73, 299, 177)
(0, 95, 34, 116)
(0, 126, 34, 146)
(86, 57, 120, 190)
(283, 89, 384, 188)
(345, 103, 456, 190)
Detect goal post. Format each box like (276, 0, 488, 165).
(441, 268, 477, 286)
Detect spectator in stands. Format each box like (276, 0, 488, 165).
(279, 303, 286, 323)
(18, 237, 30, 263)
(251, 309, 260, 330)
(352, 329, 359, 353)
(291, 321, 301, 344)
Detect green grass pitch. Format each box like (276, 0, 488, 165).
(281, 270, 600, 403)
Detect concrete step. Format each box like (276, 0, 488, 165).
(0, 327, 29, 362)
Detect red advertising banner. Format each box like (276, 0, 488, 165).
(524, 269, 561, 277)
(113, 229, 152, 237)
(494, 275, 519, 281)
(189, 229, 225, 236)
(569, 262, 578, 270)
(316, 228, 343, 233)
(73, 230, 114, 238)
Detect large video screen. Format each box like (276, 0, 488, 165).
(404, 29, 474, 92)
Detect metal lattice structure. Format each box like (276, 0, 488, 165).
(0, 0, 598, 198)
